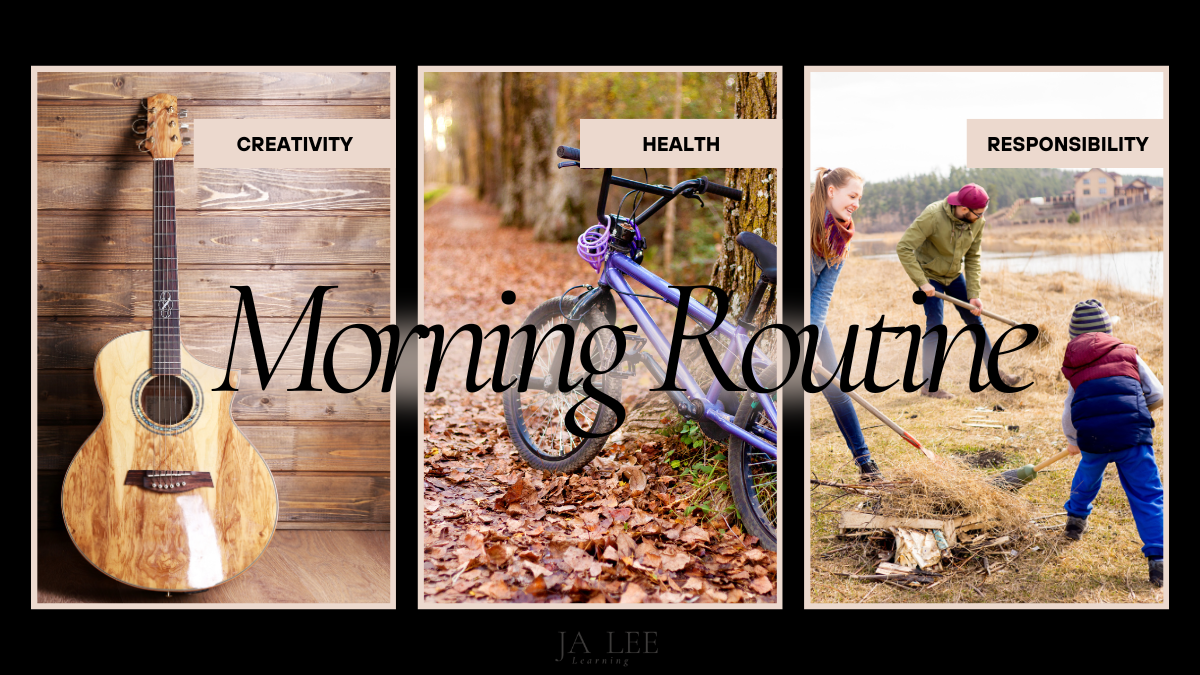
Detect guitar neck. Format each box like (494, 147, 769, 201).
(153, 158, 180, 375)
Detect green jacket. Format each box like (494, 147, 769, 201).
(895, 199, 985, 299)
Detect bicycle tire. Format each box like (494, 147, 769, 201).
(728, 363, 778, 551)
(501, 296, 623, 473)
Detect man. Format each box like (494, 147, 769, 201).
(895, 183, 1020, 398)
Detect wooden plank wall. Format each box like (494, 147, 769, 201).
(37, 71, 392, 530)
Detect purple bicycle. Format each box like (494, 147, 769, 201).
(501, 146, 778, 550)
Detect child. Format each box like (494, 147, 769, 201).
(1060, 299, 1164, 587)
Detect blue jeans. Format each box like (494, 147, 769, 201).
(1064, 444, 1163, 558)
(810, 252, 870, 466)
(921, 274, 994, 385)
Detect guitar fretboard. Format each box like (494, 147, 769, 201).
(153, 159, 180, 375)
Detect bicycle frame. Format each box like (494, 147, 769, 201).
(600, 251, 778, 458)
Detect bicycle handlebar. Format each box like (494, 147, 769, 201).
(702, 180, 743, 201)
(555, 145, 743, 201)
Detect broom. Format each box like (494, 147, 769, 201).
(993, 448, 1073, 490)
(811, 363, 938, 463)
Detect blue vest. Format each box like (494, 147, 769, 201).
(1072, 375, 1154, 453)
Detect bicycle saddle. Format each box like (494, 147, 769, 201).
(736, 232, 776, 284)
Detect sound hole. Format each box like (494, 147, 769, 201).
(140, 374, 194, 426)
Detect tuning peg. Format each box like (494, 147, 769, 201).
(182, 138, 192, 146)
(131, 117, 147, 134)
(179, 109, 188, 118)
(180, 123, 190, 131)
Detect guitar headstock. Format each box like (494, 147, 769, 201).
(134, 93, 191, 157)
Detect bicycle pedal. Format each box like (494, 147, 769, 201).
(610, 359, 638, 379)
(624, 334, 647, 354)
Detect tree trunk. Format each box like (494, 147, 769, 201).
(470, 73, 502, 204)
(664, 72, 682, 272)
(707, 72, 777, 334)
(499, 73, 566, 233)
(624, 73, 777, 442)
(534, 74, 587, 241)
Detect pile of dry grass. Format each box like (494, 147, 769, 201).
(864, 454, 1037, 541)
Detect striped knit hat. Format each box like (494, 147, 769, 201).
(1069, 299, 1113, 337)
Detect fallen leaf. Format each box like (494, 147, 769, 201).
(680, 526, 710, 543)
(660, 551, 690, 572)
(659, 591, 685, 604)
(705, 588, 728, 602)
(485, 544, 511, 566)
(751, 576, 773, 594)
(424, 416, 431, 434)
(683, 577, 704, 591)
(745, 548, 765, 561)
(602, 546, 619, 562)
(727, 589, 744, 603)
(619, 583, 647, 604)
(642, 552, 662, 569)
(615, 532, 637, 558)
(464, 530, 485, 551)
(608, 507, 632, 523)
(633, 541, 657, 559)
(527, 575, 548, 596)
(663, 526, 683, 540)
(563, 546, 595, 573)
(476, 578, 512, 600)
(729, 570, 750, 580)
(448, 470, 470, 483)
(524, 560, 551, 579)
(424, 499, 440, 512)
(627, 509, 654, 527)
(494, 477, 532, 510)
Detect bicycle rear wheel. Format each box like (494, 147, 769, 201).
(728, 363, 778, 551)
(501, 296, 623, 473)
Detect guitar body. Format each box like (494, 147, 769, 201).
(62, 330, 278, 591)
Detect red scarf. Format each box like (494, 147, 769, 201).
(824, 210, 855, 265)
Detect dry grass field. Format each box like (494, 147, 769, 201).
(808, 225, 1165, 604)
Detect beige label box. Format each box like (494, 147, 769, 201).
(194, 119, 393, 168)
(580, 119, 781, 168)
(966, 119, 1166, 168)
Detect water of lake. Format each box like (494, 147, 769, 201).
(862, 249, 1164, 297)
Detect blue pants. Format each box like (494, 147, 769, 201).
(810, 252, 870, 467)
(1064, 444, 1164, 558)
(921, 274, 994, 384)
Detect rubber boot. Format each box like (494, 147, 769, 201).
(1064, 515, 1087, 541)
(997, 369, 1021, 387)
(859, 459, 883, 482)
(920, 386, 955, 400)
(1149, 558, 1163, 587)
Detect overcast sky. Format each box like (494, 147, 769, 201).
(810, 71, 1164, 183)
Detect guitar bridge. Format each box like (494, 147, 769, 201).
(124, 470, 213, 493)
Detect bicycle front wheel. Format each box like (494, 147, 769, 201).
(501, 296, 623, 473)
(728, 363, 778, 551)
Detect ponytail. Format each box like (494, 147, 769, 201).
(810, 166, 864, 263)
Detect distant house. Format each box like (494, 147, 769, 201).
(1115, 178, 1160, 205)
(1073, 168, 1122, 209)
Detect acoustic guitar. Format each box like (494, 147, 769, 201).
(61, 94, 278, 593)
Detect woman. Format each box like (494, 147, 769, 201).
(810, 167, 880, 480)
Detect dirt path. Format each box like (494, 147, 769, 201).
(421, 188, 778, 603)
